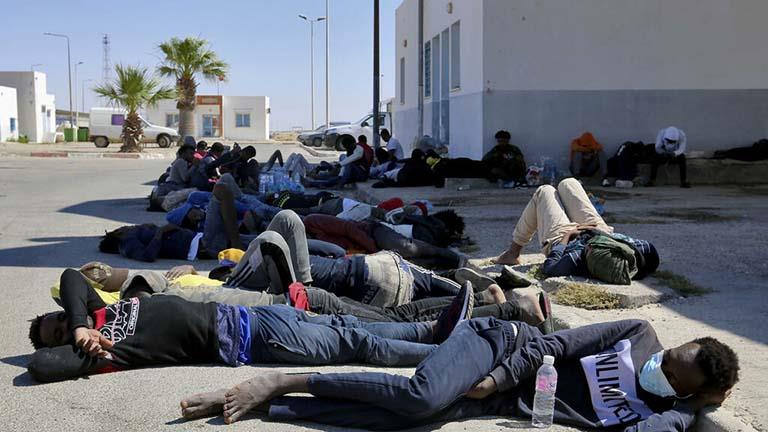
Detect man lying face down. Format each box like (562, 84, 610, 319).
(181, 317, 738, 431)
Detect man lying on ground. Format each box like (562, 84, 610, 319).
(183, 318, 739, 431)
(303, 213, 465, 269)
(48, 261, 548, 329)
(496, 178, 659, 284)
(26, 262, 476, 383)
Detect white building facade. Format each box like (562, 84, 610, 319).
(0, 86, 19, 142)
(0, 72, 56, 143)
(395, 0, 768, 165)
(146, 95, 270, 141)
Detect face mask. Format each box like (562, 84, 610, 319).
(639, 351, 677, 398)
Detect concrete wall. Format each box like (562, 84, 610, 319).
(478, 0, 768, 162)
(145, 96, 269, 141)
(394, 0, 486, 158)
(223, 96, 269, 141)
(0, 71, 55, 142)
(0, 86, 18, 141)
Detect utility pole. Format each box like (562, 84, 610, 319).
(372, 0, 381, 149)
(325, 0, 331, 129)
(299, 15, 326, 130)
(74, 61, 83, 127)
(43, 32, 74, 128)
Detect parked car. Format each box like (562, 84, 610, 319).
(89, 107, 179, 148)
(297, 122, 348, 147)
(324, 112, 392, 151)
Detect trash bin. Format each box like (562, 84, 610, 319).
(64, 127, 75, 142)
(77, 127, 89, 142)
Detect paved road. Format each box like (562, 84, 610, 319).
(0, 157, 577, 431)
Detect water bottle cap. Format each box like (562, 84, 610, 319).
(543, 355, 555, 365)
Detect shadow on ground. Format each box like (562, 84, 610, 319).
(58, 197, 157, 225)
(0, 236, 105, 268)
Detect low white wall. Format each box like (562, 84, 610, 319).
(0, 86, 18, 141)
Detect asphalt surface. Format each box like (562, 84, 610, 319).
(0, 157, 579, 432)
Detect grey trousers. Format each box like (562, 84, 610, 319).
(225, 210, 312, 294)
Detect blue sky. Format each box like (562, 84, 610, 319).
(0, 0, 401, 131)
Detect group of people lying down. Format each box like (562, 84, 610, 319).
(25, 178, 739, 431)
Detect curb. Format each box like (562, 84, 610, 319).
(698, 408, 757, 432)
(1, 151, 170, 160)
(299, 143, 340, 158)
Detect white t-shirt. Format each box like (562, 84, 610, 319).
(386, 137, 404, 160)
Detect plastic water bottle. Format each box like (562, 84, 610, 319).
(532, 355, 558, 428)
(541, 158, 557, 185)
(258, 174, 270, 195)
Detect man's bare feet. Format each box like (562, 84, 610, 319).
(507, 290, 545, 326)
(180, 389, 227, 420)
(494, 244, 522, 265)
(223, 373, 285, 424)
(487, 284, 506, 304)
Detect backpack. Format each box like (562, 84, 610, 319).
(585, 233, 638, 285)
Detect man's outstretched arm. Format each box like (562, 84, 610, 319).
(60, 269, 107, 331)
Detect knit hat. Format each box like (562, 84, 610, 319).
(585, 235, 638, 285)
(182, 135, 196, 146)
(377, 197, 405, 211)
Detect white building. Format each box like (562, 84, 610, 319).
(0, 71, 56, 143)
(394, 0, 768, 165)
(0, 86, 19, 142)
(145, 95, 270, 141)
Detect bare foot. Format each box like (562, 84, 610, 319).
(507, 291, 545, 326)
(488, 284, 506, 304)
(494, 250, 520, 265)
(223, 373, 285, 424)
(180, 389, 227, 420)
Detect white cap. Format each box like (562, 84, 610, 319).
(543, 355, 555, 365)
(663, 127, 680, 142)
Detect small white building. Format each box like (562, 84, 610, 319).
(0, 71, 56, 143)
(145, 95, 270, 141)
(395, 0, 768, 165)
(0, 86, 19, 142)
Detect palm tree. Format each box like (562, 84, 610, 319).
(93, 64, 175, 152)
(158, 37, 228, 140)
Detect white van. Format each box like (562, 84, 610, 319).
(89, 107, 179, 148)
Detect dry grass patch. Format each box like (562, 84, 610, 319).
(653, 271, 711, 297)
(552, 283, 621, 310)
(526, 265, 548, 280)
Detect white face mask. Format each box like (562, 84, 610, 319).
(639, 351, 677, 398)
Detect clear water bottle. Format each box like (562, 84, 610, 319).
(258, 174, 270, 195)
(532, 355, 558, 428)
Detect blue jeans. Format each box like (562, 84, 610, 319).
(249, 304, 436, 367)
(267, 317, 525, 429)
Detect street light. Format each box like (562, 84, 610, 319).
(299, 14, 326, 130)
(325, 0, 331, 130)
(43, 32, 74, 128)
(81, 79, 93, 129)
(74, 61, 84, 127)
(31, 63, 43, 71)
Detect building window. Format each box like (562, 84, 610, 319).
(9, 118, 16, 133)
(399, 57, 406, 104)
(424, 41, 431, 98)
(450, 21, 461, 89)
(236, 113, 251, 128)
(165, 113, 179, 128)
(111, 114, 124, 126)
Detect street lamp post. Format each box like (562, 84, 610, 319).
(74, 61, 84, 127)
(299, 14, 326, 130)
(325, 0, 330, 129)
(43, 32, 74, 128)
(82, 79, 93, 129)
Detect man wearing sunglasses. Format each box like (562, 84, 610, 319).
(649, 126, 690, 188)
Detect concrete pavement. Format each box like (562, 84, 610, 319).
(0, 157, 764, 431)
